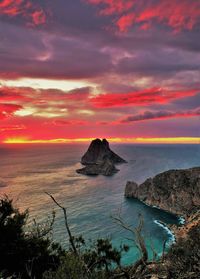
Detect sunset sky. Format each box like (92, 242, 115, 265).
(0, 0, 200, 144)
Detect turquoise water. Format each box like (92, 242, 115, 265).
(0, 144, 199, 265)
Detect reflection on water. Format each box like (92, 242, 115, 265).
(0, 143, 199, 264)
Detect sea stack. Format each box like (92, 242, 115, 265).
(76, 138, 126, 176)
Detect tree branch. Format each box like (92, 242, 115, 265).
(45, 192, 78, 255)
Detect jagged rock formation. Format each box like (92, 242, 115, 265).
(76, 138, 126, 176)
(77, 158, 119, 176)
(81, 138, 126, 165)
(125, 167, 200, 217)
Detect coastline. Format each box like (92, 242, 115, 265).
(125, 167, 200, 256)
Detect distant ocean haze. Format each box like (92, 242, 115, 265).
(0, 143, 199, 265)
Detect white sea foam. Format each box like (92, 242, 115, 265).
(154, 220, 175, 246)
(178, 216, 185, 225)
(152, 205, 159, 209)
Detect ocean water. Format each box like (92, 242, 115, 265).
(0, 143, 199, 265)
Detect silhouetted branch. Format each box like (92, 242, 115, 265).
(162, 239, 168, 262)
(112, 213, 148, 277)
(45, 192, 78, 255)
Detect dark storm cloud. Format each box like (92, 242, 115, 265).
(0, 22, 113, 79)
(172, 93, 200, 110)
(120, 108, 200, 123)
(116, 48, 200, 77)
(0, 0, 200, 85)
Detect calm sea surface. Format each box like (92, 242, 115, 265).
(0, 143, 199, 265)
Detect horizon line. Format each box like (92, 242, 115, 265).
(2, 137, 200, 144)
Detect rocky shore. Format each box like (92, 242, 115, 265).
(124, 167, 200, 278)
(76, 138, 126, 176)
(125, 167, 200, 217)
(125, 166, 200, 247)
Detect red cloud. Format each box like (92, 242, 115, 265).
(0, 86, 93, 122)
(87, 0, 200, 32)
(0, 124, 26, 131)
(53, 119, 88, 126)
(91, 88, 199, 108)
(134, 0, 200, 32)
(0, 0, 46, 26)
(31, 10, 46, 26)
(0, 103, 22, 119)
(0, 86, 91, 109)
(119, 108, 200, 123)
(116, 12, 135, 32)
(87, 0, 135, 15)
(0, 86, 33, 102)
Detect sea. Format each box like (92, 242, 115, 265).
(0, 143, 199, 265)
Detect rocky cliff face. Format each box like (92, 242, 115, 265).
(173, 209, 200, 240)
(76, 138, 126, 176)
(124, 167, 200, 278)
(125, 167, 200, 217)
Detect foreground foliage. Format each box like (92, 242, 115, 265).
(166, 224, 200, 278)
(0, 197, 62, 278)
(0, 196, 199, 279)
(0, 197, 124, 278)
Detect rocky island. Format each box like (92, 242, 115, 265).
(76, 138, 126, 176)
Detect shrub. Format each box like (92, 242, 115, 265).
(166, 224, 200, 278)
(0, 197, 62, 278)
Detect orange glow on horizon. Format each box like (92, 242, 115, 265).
(2, 137, 200, 144)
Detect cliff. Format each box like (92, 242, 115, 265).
(125, 167, 200, 217)
(173, 209, 200, 240)
(124, 167, 200, 278)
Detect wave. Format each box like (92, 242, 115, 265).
(154, 220, 175, 246)
(178, 216, 185, 225)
